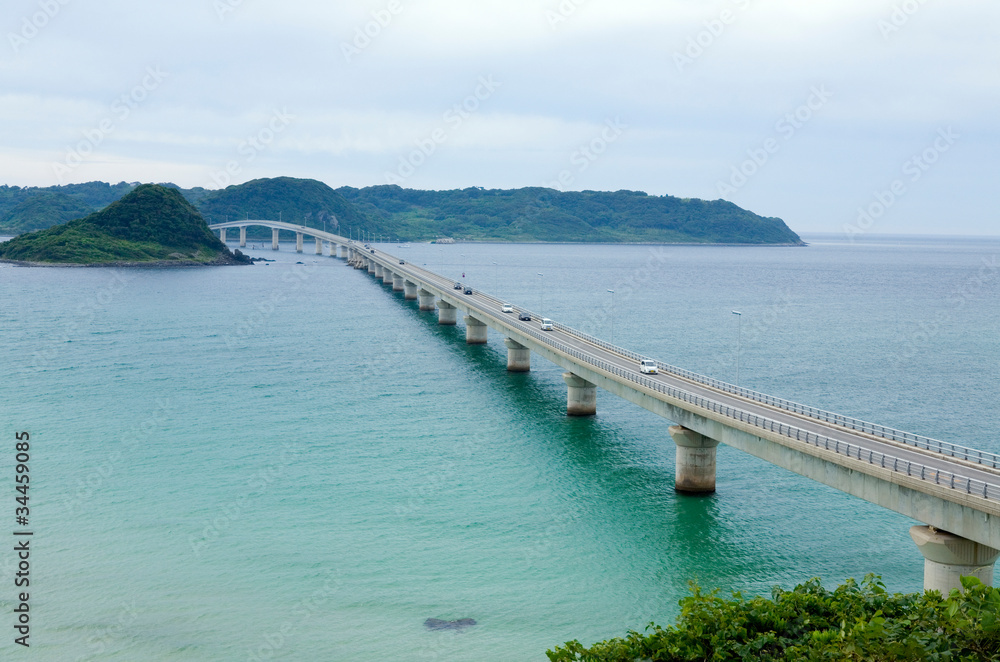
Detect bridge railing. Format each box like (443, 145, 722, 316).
(506, 322, 1000, 503)
(364, 250, 1000, 480)
(543, 321, 1000, 471)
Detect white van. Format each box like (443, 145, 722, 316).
(639, 359, 658, 374)
(540, 318, 553, 331)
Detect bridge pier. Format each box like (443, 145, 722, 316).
(418, 290, 436, 311)
(464, 316, 487, 344)
(382, 269, 394, 285)
(910, 526, 999, 594)
(669, 425, 720, 494)
(338, 244, 347, 258)
(437, 300, 457, 325)
(404, 280, 418, 300)
(392, 273, 404, 292)
(315, 237, 323, 255)
(272, 228, 279, 250)
(374, 264, 384, 278)
(504, 338, 530, 372)
(296, 232, 304, 253)
(219, 227, 227, 243)
(563, 372, 596, 416)
(368, 260, 377, 275)
(240, 226, 247, 247)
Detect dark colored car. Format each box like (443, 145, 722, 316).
(399, 259, 405, 264)
(463, 287, 473, 295)
(453, 282, 463, 290)
(370, 249, 375, 253)
(518, 312, 531, 321)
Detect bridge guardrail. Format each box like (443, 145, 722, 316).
(359, 248, 1000, 499)
(545, 321, 1000, 471)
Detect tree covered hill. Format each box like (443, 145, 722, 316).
(1, 178, 802, 245)
(338, 185, 802, 244)
(0, 184, 247, 265)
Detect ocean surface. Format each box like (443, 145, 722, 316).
(1, 234, 998, 660)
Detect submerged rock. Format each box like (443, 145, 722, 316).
(424, 618, 476, 631)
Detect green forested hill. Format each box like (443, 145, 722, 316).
(337, 185, 802, 244)
(0, 184, 247, 265)
(0, 178, 802, 245)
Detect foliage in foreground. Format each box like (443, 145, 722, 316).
(548, 575, 1000, 662)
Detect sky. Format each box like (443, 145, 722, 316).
(1, 0, 997, 236)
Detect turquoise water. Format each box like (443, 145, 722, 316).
(1, 235, 998, 660)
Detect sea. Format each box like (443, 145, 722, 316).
(1, 233, 998, 660)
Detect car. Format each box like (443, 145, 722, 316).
(399, 259, 405, 265)
(453, 282, 463, 290)
(518, 312, 531, 321)
(370, 249, 375, 253)
(463, 287, 473, 295)
(501, 304, 514, 313)
(540, 318, 553, 331)
(639, 359, 658, 374)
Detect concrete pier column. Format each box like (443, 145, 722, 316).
(504, 338, 530, 372)
(338, 244, 347, 258)
(272, 228, 280, 250)
(562, 372, 596, 416)
(910, 526, 1000, 594)
(418, 290, 436, 311)
(382, 269, 393, 285)
(219, 227, 227, 243)
(374, 264, 384, 278)
(295, 232, 304, 253)
(437, 300, 457, 325)
(368, 260, 377, 275)
(404, 280, 418, 300)
(464, 316, 487, 344)
(392, 274, 404, 292)
(239, 226, 247, 247)
(669, 426, 720, 494)
(315, 237, 323, 255)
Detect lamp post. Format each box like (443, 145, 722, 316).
(607, 289, 615, 343)
(732, 310, 742, 386)
(492, 261, 498, 294)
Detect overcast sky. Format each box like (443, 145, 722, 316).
(1, 0, 997, 236)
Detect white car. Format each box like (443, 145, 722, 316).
(639, 359, 658, 374)
(540, 318, 553, 331)
(501, 303, 514, 313)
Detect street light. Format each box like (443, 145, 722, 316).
(537, 273, 544, 312)
(732, 310, 742, 386)
(607, 289, 615, 343)
(492, 261, 498, 294)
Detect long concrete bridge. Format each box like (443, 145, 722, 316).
(211, 221, 1000, 593)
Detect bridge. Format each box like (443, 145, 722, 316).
(212, 221, 1000, 593)
(208, 220, 352, 255)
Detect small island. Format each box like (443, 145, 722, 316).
(0, 184, 250, 266)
